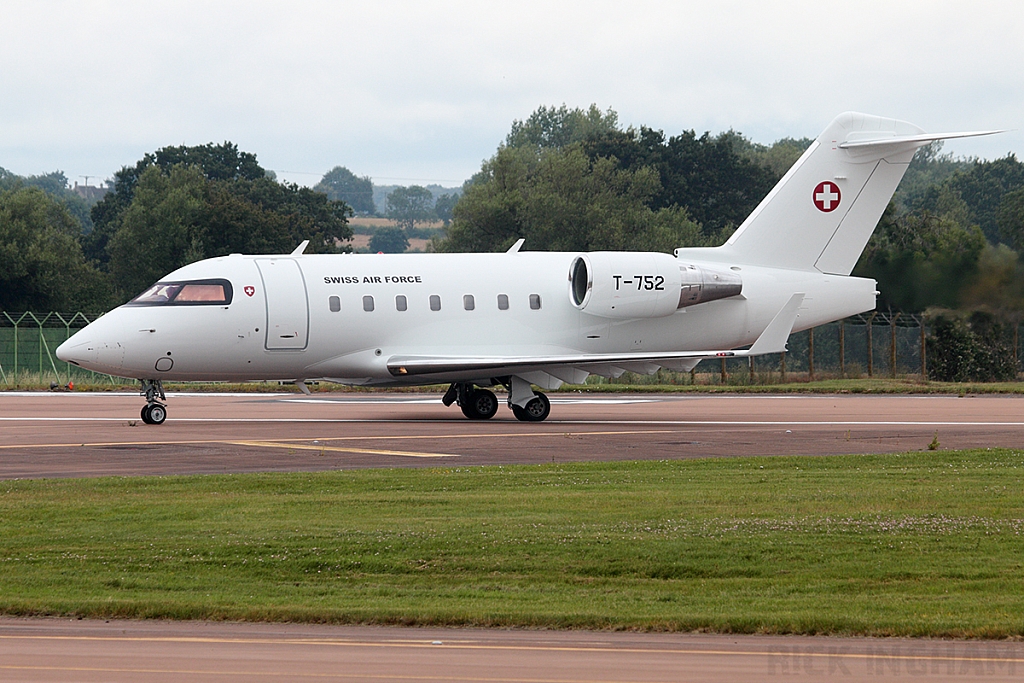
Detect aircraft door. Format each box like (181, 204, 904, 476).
(256, 258, 309, 350)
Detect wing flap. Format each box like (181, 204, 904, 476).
(387, 294, 805, 379)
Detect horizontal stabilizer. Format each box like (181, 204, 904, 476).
(838, 129, 1004, 149)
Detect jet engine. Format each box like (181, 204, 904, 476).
(569, 252, 742, 319)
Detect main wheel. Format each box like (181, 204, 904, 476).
(141, 404, 153, 424)
(147, 403, 167, 425)
(512, 392, 550, 422)
(460, 388, 498, 419)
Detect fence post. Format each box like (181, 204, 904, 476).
(808, 327, 815, 380)
(867, 312, 875, 377)
(889, 312, 900, 379)
(839, 320, 845, 378)
(720, 358, 727, 384)
(919, 316, 927, 379)
(1014, 321, 1019, 373)
(780, 352, 786, 382)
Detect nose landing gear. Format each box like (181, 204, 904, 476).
(140, 379, 167, 425)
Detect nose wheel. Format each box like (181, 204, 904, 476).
(141, 403, 167, 424)
(139, 379, 168, 425)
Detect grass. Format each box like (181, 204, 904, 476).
(2, 450, 1024, 637)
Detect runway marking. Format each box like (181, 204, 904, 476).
(229, 440, 458, 458)
(1, 633, 1023, 666)
(0, 431, 679, 451)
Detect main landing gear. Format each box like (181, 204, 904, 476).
(442, 377, 551, 422)
(140, 379, 167, 425)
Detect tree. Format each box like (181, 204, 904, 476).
(912, 155, 1024, 244)
(0, 187, 111, 311)
(107, 165, 207, 299)
(582, 126, 776, 235)
(996, 187, 1024, 250)
(386, 185, 435, 232)
(854, 196, 987, 311)
(1, 169, 98, 234)
(88, 142, 353, 300)
(434, 193, 458, 227)
(436, 144, 706, 254)
(103, 163, 354, 300)
(926, 310, 1018, 382)
(506, 104, 619, 149)
(315, 166, 375, 214)
(368, 226, 410, 253)
(87, 142, 272, 265)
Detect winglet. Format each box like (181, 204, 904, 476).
(746, 293, 804, 355)
(291, 240, 310, 256)
(506, 238, 525, 254)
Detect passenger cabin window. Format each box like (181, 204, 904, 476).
(497, 294, 509, 310)
(329, 296, 341, 312)
(463, 294, 475, 311)
(530, 294, 542, 310)
(363, 295, 374, 312)
(396, 295, 407, 311)
(429, 295, 441, 311)
(129, 279, 233, 306)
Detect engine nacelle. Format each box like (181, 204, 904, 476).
(569, 252, 742, 319)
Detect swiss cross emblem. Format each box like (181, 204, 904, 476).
(244, 286, 255, 297)
(813, 181, 841, 212)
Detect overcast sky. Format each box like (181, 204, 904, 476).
(1, 1, 1021, 189)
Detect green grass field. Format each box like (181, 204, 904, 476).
(2, 450, 1023, 637)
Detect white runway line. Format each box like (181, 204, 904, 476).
(2, 417, 1024, 426)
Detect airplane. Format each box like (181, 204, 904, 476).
(56, 112, 1000, 424)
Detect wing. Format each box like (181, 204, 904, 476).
(387, 293, 804, 386)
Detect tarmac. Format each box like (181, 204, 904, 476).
(1, 391, 1023, 479)
(2, 390, 1023, 681)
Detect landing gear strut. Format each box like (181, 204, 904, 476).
(507, 375, 550, 422)
(444, 383, 499, 420)
(511, 392, 550, 422)
(140, 379, 167, 425)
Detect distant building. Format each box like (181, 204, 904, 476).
(72, 182, 109, 202)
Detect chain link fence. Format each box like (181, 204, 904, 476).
(0, 312, 119, 385)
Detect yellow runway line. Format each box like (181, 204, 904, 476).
(0, 430, 678, 451)
(229, 440, 459, 458)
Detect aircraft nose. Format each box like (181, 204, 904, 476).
(56, 320, 125, 371)
(56, 337, 96, 365)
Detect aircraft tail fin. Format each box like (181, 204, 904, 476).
(702, 112, 1002, 275)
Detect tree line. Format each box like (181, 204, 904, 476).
(1, 144, 353, 311)
(4, 104, 1024, 371)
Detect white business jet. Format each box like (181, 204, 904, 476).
(56, 113, 999, 424)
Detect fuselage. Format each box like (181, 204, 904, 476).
(57, 249, 876, 386)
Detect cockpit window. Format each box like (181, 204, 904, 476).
(129, 279, 233, 306)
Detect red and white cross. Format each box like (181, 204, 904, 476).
(813, 181, 841, 212)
